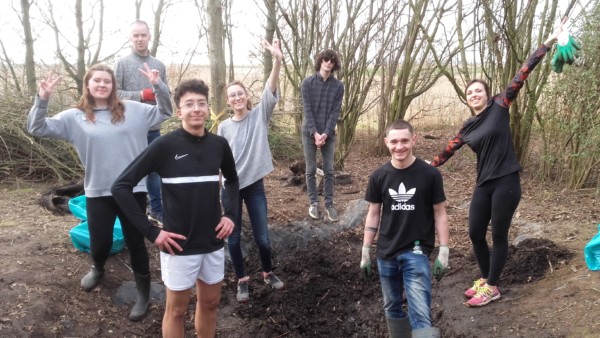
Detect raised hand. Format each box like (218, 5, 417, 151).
(38, 73, 62, 100)
(263, 38, 283, 62)
(138, 63, 160, 85)
(544, 17, 568, 47)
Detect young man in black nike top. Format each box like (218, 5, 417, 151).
(112, 79, 239, 338)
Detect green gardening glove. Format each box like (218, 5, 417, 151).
(432, 245, 449, 282)
(551, 51, 565, 73)
(360, 246, 373, 280)
(553, 31, 581, 72)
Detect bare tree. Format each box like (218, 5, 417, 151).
(20, 0, 36, 97)
(438, 0, 562, 162)
(206, 0, 228, 114)
(262, 0, 276, 84)
(271, 0, 326, 134)
(42, 0, 123, 94)
(135, 0, 142, 20)
(0, 40, 23, 97)
(150, 0, 172, 57)
(224, 0, 235, 83)
(272, 0, 458, 167)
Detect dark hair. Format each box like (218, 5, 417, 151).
(74, 64, 125, 123)
(465, 79, 491, 99)
(174, 79, 210, 108)
(226, 80, 252, 110)
(314, 49, 341, 72)
(385, 119, 414, 136)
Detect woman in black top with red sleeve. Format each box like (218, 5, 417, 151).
(431, 22, 565, 307)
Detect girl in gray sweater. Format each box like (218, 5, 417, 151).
(217, 39, 284, 302)
(27, 63, 172, 321)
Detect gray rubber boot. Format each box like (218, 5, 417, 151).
(387, 317, 412, 338)
(412, 327, 441, 338)
(129, 273, 151, 321)
(80, 264, 104, 292)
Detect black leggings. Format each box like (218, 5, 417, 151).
(86, 193, 149, 275)
(468, 172, 521, 286)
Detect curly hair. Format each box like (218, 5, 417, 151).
(314, 49, 341, 72)
(74, 64, 125, 123)
(174, 79, 210, 108)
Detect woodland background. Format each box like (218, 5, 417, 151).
(0, 0, 598, 192)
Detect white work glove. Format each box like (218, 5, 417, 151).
(360, 246, 372, 280)
(433, 245, 449, 282)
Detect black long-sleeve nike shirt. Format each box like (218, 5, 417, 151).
(112, 128, 240, 255)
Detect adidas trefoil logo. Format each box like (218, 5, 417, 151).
(389, 183, 416, 203)
(174, 154, 189, 160)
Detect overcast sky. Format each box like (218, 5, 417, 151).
(1, 0, 264, 65)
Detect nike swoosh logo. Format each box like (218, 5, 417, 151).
(174, 154, 189, 160)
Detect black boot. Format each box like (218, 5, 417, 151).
(81, 264, 104, 292)
(129, 273, 151, 321)
(412, 327, 441, 338)
(387, 317, 412, 338)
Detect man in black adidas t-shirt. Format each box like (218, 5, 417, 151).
(360, 120, 449, 337)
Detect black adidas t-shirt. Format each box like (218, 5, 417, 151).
(365, 158, 446, 259)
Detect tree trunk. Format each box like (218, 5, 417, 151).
(150, 0, 164, 57)
(207, 0, 227, 114)
(21, 0, 36, 97)
(263, 0, 276, 84)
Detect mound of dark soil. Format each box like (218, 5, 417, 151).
(221, 230, 388, 338)
(503, 238, 575, 285)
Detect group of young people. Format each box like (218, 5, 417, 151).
(27, 16, 566, 338)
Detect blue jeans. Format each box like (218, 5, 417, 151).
(222, 179, 273, 278)
(146, 130, 162, 217)
(377, 251, 433, 330)
(302, 133, 335, 206)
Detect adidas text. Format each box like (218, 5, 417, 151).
(391, 203, 415, 211)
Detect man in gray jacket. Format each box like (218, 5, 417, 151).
(114, 20, 169, 224)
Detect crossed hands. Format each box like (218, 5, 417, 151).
(314, 132, 328, 148)
(263, 38, 283, 62)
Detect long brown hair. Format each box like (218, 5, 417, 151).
(74, 64, 125, 123)
(226, 80, 253, 111)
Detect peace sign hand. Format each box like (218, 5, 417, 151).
(38, 73, 62, 100)
(138, 63, 160, 85)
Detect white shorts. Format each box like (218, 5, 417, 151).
(160, 248, 225, 291)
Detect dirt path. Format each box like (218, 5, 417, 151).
(1, 134, 599, 337)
